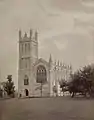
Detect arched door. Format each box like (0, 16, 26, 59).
(25, 89, 29, 96)
(36, 65, 47, 84)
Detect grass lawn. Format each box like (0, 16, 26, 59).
(0, 97, 94, 120)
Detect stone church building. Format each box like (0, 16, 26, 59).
(18, 29, 72, 97)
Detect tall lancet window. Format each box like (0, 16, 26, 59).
(24, 75, 29, 85)
(21, 58, 23, 69)
(28, 43, 30, 54)
(21, 43, 23, 55)
(25, 59, 27, 68)
(25, 43, 27, 54)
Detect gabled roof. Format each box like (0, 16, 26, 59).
(34, 58, 49, 67)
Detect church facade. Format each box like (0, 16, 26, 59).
(18, 29, 72, 97)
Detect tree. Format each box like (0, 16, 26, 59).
(69, 64, 94, 97)
(4, 75, 15, 97)
(80, 65, 94, 96)
(0, 87, 3, 98)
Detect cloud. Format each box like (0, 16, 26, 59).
(39, 29, 93, 70)
(74, 17, 94, 28)
(73, 14, 94, 38)
(51, 0, 94, 13)
(54, 40, 68, 51)
(0, 0, 94, 88)
(82, 0, 94, 7)
(36, 0, 60, 17)
(87, 55, 94, 64)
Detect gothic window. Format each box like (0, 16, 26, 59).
(25, 58, 28, 68)
(36, 65, 47, 83)
(21, 43, 23, 54)
(19, 59, 20, 69)
(21, 58, 23, 69)
(25, 43, 27, 54)
(24, 75, 29, 85)
(25, 58, 29, 69)
(25, 58, 27, 68)
(28, 59, 30, 68)
(28, 43, 30, 53)
(22, 59, 24, 69)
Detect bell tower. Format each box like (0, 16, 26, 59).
(18, 29, 38, 97)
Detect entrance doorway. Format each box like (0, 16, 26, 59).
(25, 89, 29, 96)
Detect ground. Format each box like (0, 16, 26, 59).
(0, 97, 94, 120)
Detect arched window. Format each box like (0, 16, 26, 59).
(25, 43, 27, 54)
(21, 58, 24, 69)
(36, 65, 47, 83)
(25, 59, 27, 68)
(21, 43, 23, 54)
(24, 75, 29, 85)
(28, 43, 30, 52)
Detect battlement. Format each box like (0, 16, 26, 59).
(19, 29, 38, 42)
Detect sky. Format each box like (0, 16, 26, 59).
(0, 0, 94, 88)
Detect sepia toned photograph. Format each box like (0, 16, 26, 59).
(0, 0, 94, 120)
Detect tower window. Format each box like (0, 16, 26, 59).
(28, 43, 30, 52)
(25, 59, 27, 68)
(25, 43, 27, 54)
(24, 75, 29, 85)
(21, 58, 24, 69)
(21, 44, 23, 54)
